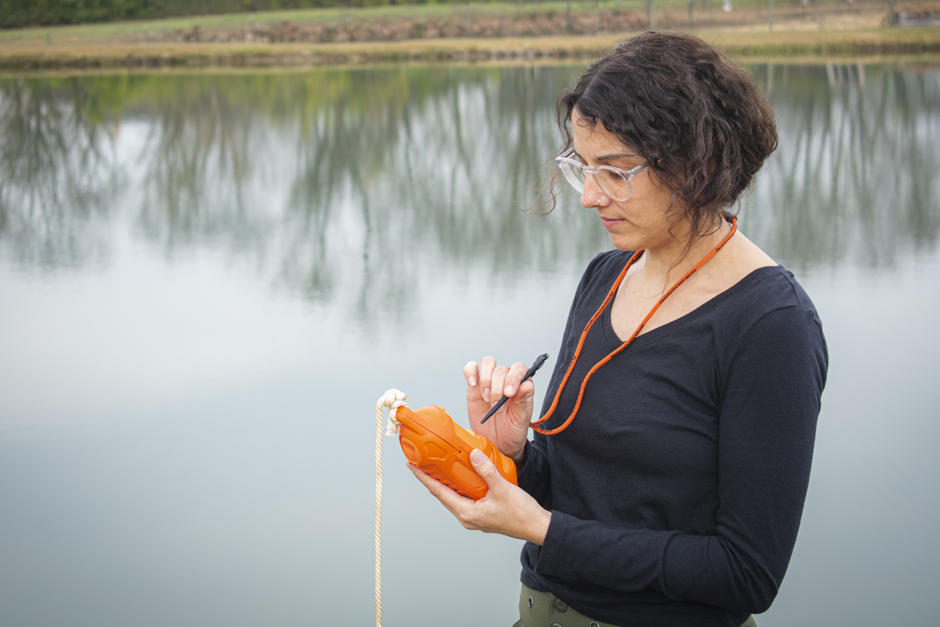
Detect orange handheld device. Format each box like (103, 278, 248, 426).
(395, 404, 518, 500)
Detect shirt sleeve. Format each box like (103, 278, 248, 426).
(530, 305, 828, 614)
(516, 437, 553, 509)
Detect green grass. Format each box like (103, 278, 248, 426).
(2, 28, 938, 69)
(0, 2, 589, 43)
(3, 0, 936, 70)
(0, 0, 887, 44)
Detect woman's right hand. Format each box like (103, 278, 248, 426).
(463, 357, 534, 464)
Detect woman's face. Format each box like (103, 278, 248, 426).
(570, 108, 682, 252)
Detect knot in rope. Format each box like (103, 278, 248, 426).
(378, 388, 408, 436)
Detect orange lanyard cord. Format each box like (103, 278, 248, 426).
(531, 218, 737, 436)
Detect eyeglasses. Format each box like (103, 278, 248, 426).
(555, 149, 649, 202)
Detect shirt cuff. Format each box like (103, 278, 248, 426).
(534, 509, 568, 575)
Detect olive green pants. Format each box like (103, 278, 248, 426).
(514, 584, 758, 627)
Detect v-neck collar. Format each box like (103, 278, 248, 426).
(599, 264, 787, 351)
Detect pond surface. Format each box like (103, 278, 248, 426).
(1, 62, 938, 627)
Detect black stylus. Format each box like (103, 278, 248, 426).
(479, 353, 549, 424)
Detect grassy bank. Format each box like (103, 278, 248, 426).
(3, 28, 940, 70)
(2, 1, 939, 70)
(0, 3, 579, 44)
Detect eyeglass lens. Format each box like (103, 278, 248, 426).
(559, 161, 632, 201)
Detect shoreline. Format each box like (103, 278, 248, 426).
(3, 28, 940, 71)
(6, 52, 940, 80)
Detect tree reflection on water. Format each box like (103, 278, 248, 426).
(746, 63, 940, 271)
(1, 64, 937, 319)
(0, 77, 125, 270)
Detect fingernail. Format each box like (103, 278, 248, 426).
(483, 388, 490, 401)
(470, 449, 485, 464)
(469, 376, 477, 386)
(505, 384, 514, 395)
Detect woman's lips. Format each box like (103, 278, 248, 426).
(600, 217, 623, 228)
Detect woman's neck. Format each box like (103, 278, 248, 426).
(640, 217, 731, 292)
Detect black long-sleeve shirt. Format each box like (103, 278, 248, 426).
(517, 251, 828, 627)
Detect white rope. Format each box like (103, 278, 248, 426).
(375, 389, 407, 627)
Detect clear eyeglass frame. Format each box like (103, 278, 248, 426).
(555, 149, 649, 202)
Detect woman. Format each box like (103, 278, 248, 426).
(409, 32, 828, 627)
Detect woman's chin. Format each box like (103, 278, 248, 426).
(606, 230, 641, 252)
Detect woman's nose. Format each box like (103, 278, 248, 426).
(580, 172, 607, 209)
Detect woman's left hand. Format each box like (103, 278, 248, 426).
(408, 449, 552, 545)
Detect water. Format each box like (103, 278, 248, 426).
(1, 63, 938, 627)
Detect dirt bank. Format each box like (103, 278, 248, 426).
(2, 3, 939, 71)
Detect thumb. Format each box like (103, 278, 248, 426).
(470, 449, 503, 487)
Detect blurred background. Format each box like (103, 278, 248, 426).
(0, 56, 938, 627)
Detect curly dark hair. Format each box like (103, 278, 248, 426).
(554, 32, 778, 243)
